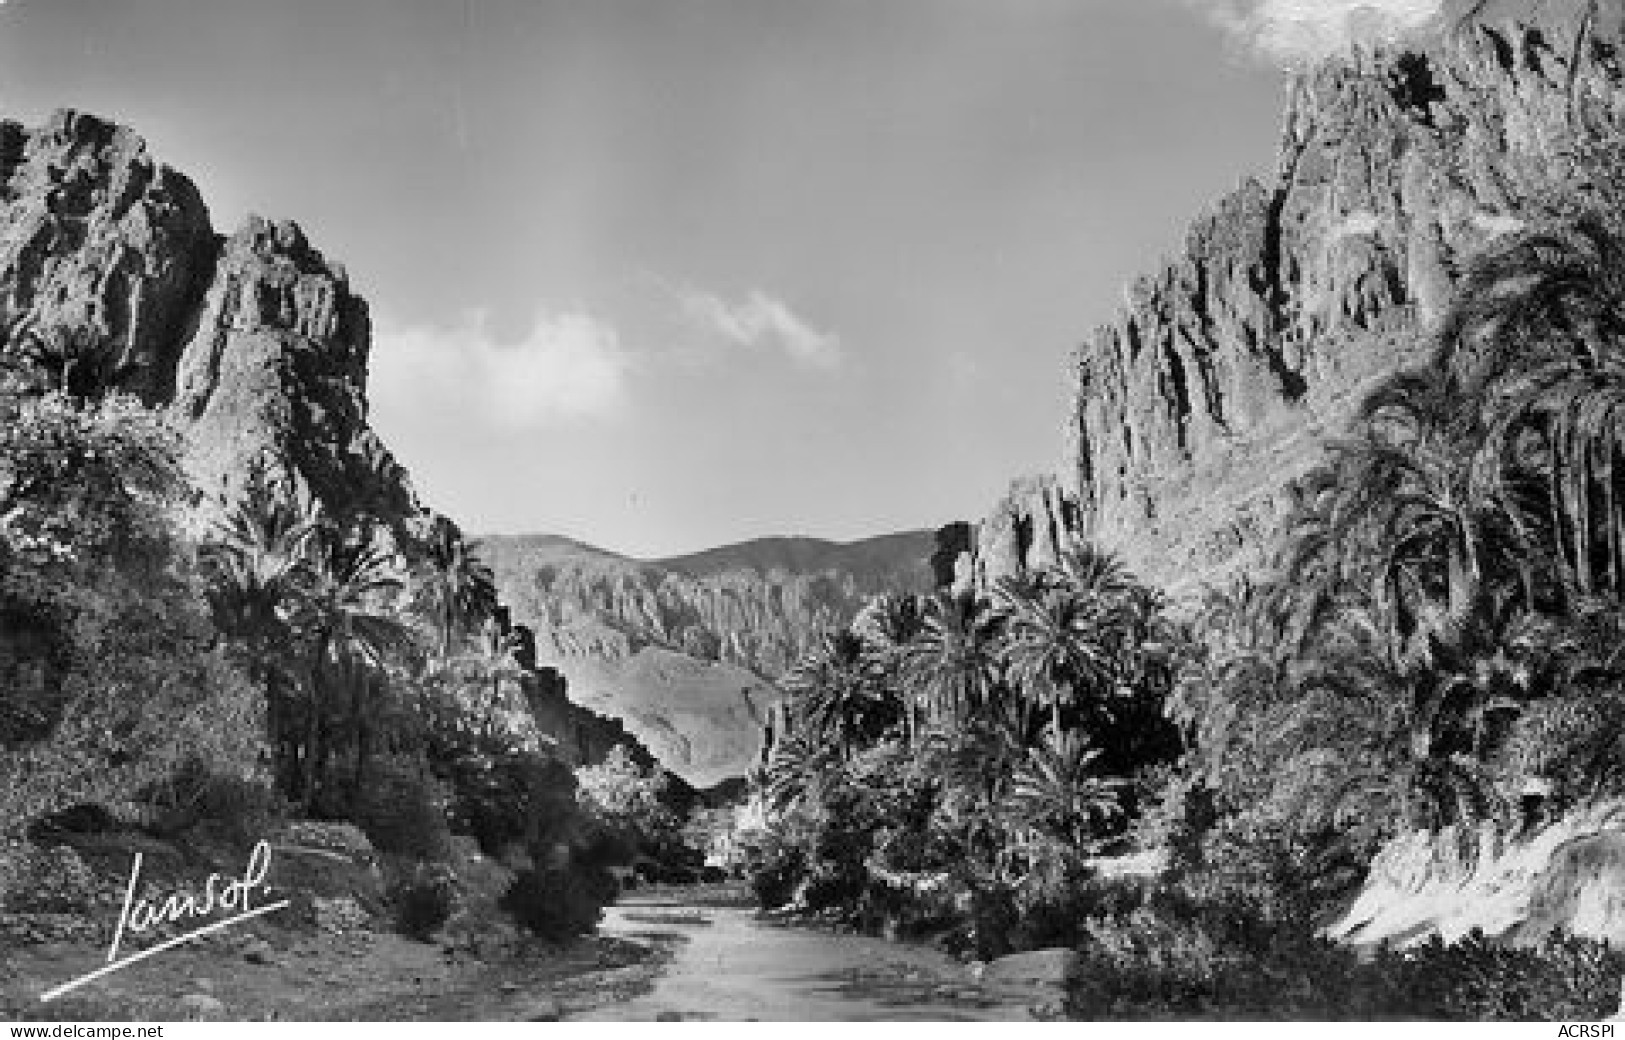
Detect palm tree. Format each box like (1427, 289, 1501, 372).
(1438, 212, 1625, 603)
(780, 629, 891, 760)
(902, 591, 998, 729)
(413, 515, 498, 661)
(994, 551, 1132, 741)
(199, 468, 321, 793)
(1003, 729, 1122, 856)
(433, 613, 535, 750)
(291, 520, 416, 811)
(915, 700, 1027, 876)
(762, 727, 840, 815)
(852, 593, 926, 741)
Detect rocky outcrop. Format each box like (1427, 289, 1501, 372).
(1328, 802, 1625, 950)
(0, 109, 426, 546)
(950, 476, 1086, 596)
(935, 475, 1101, 598)
(174, 216, 418, 532)
(1071, 0, 1625, 598)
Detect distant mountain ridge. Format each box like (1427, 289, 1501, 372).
(479, 528, 939, 786)
(657, 531, 941, 582)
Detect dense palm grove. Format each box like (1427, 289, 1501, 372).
(749, 553, 1179, 926)
(744, 188, 1625, 1016)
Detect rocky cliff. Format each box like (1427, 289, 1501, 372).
(1071, 0, 1625, 598)
(480, 530, 938, 786)
(0, 110, 420, 541)
(0, 108, 650, 769)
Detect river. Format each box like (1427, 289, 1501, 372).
(570, 892, 1041, 1022)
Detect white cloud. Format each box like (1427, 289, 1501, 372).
(1198, 0, 1445, 63)
(370, 309, 632, 431)
(677, 289, 840, 369)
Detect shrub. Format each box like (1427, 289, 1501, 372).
(343, 758, 451, 861)
(500, 863, 615, 940)
(965, 882, 1021, 961)
(392, 863, 459, 942)
(1008, 869, 1154, 952)
(1056, 868, 1625, 1020)
(1070, 905, 1230, 1015)
(441, 750, 579, 857)
(748, 838, 806, 909)
(1377, 929, 1625, 1021)
(173, 769, 288, 849)
(573, 823, 638, 873)
(2, 842, 102, 914)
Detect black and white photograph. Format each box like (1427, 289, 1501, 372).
(3, 0, 1625, 1026)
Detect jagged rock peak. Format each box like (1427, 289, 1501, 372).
(0, 108, 427, 546)
(0, 108, 214, 403)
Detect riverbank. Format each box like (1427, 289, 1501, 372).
(0, 824, 682, 1022)
(0, 914, 676, 1021)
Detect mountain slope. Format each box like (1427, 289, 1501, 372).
(1069, 0, 1625, 599)
(480, 529, 938, 786)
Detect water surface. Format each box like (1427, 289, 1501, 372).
(573, 894, 1036, 1022)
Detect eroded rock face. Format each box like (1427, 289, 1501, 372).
(0, 110, 213, 402)
(0, 109, 425, 542)
(963, 476, 1085, 596)
(174, 214, 418, 531)
(1072, 3, 1625, 598)
(0, 109, 636, 770)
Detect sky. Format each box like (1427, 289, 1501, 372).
(0, 0, 1449, 558)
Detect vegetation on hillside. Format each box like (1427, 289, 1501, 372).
(0, 377, 626, 943)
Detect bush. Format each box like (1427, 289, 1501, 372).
(392, 863, 459, 942)
(1, 842, 102, 914)
(441, 750, 579, 857)
(1008, 869, 1154, 952)
(343, 758, 451, 861)
(1376, 929, 1625, 1021)
(175, 770, 288, 849)
(748, 839, 806, 909)
(1062, 881, 1387, 1018)
(965, 883, 1021, 960)
(1056, 868, 1625, 1020)
(574, 823, 638, 872)
(501, 863, 615, 940)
